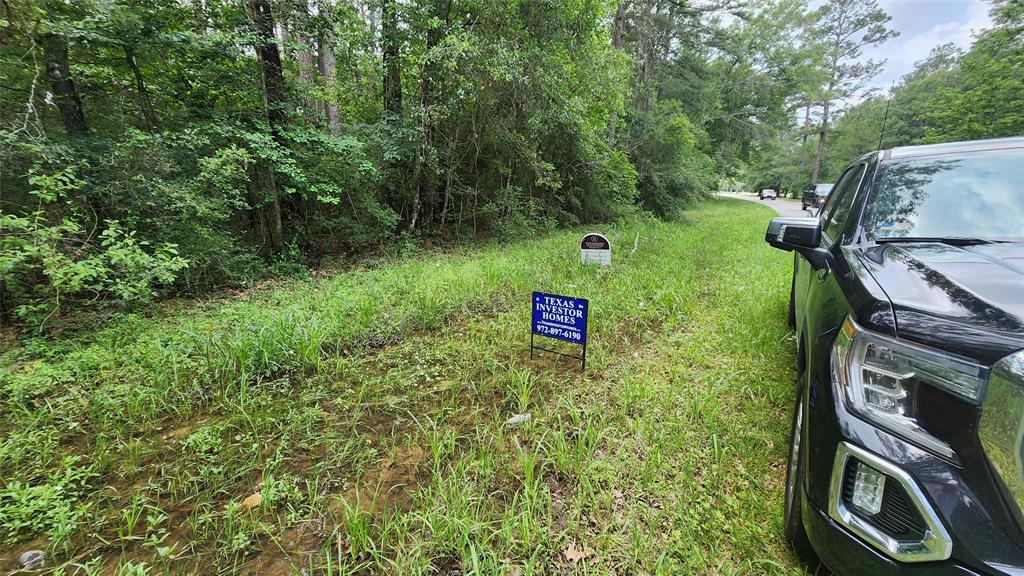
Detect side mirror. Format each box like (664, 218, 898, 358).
(765, 217, 832, 269)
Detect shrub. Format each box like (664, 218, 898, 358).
(631, 106, 716, 217)
(0, 168, 188, 328)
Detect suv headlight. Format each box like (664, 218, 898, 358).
(831, 317, 989, 460)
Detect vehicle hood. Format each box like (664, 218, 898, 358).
(857, 242, 1024, 364)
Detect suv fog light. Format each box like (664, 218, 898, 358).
(830, 443, 952, 562)
(851, 461, 885, 515)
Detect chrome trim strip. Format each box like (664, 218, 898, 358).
(829, 442, 953, 562)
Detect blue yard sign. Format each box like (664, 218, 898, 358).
(530, 291, 589, 369)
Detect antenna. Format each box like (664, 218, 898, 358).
(877, 81, 895, 151)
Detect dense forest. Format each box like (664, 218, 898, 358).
(1, 0, 1021, 328)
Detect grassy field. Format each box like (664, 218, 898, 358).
(0, 198, 803, 575)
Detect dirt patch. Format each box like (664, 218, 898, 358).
(332, 444, 426, 515)
(159, 417, 211, 441)
(235, 520, 326, 575)
(0, 537, 49, 572)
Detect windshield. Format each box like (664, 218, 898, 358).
(864, 148, 1024, 241)
(814, 183, 832, 195)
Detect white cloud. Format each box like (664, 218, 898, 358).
(887, 0, 992, 68)
(849, 0, 995, 97)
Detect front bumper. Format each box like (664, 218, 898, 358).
(803, 492, 984, 576)
(802, 417, 1024, 575)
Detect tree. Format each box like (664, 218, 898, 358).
(2, 0, 849, 328)
(818, 0, 1021, 178)
(409, 0, 451, 231)
(317, 0, 341, 136)
(921, 1, 1024, 142)
(704, 0, 820, 182)
(245, 0, 288, 254)
(808, 0, 897, 183)
(292, 0, 321, 122)
(614, 0, 729, 211)
(381, 0, 402, 118)
(40, 26, 88, 136)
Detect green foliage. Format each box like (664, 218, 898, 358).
(748, 0, 1021, 189)
(920, 1, 1024, 143)
(585, 148, 640, 221)
(1, 168, 188, 327)
(0, 213, 188, 324)
(632, 108, 716, 216)
(1, 0, 856, 325)
(0, 456, 96, 550)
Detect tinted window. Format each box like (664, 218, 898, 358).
(824, 164, 866, 240)
(817, 168, 853, 226)
(864, 148, 1024, 240)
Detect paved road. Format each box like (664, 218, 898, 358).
(719, 193, 809, 219)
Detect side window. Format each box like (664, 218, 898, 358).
(823, 164, 866, 241)
(817, 167, 853, 227)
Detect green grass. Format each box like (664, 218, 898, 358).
(0, 198, 805, 574)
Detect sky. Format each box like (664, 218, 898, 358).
(860, 0, 993, 92)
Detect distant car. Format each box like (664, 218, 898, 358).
(801, 183, 833, 212)
(759, 188, 778, 200)
(764, 137, 1024, 576)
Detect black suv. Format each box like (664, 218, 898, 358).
(802, 183, 834, 212)
(765, 137, 1024, 575)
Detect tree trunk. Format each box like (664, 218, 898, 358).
(277, 18, 289, 47)
(248, 0, 289, 143)
(41, 32, 88, 136)
(381, 0, 404, 219)
(800, 102, 810, 145)
(123, 45, 158, 132)
(245, 0, 289, 254)
(317, 1, 340, 136)
(409, 0, 451, 231)
(253, 160, 284, 254)
(297, 39, 318, 120)
(608, 1, 626, 145)
(811, 99, 830, 184)
(293, 1, 319, 122)
(612, 2, 626, 49)
(246, 168, 268, 250)
(382, 0, 402, 118)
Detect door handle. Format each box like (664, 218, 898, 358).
(816, 267, 830, 282)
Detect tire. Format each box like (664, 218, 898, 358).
(784, 371, 820, 568)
